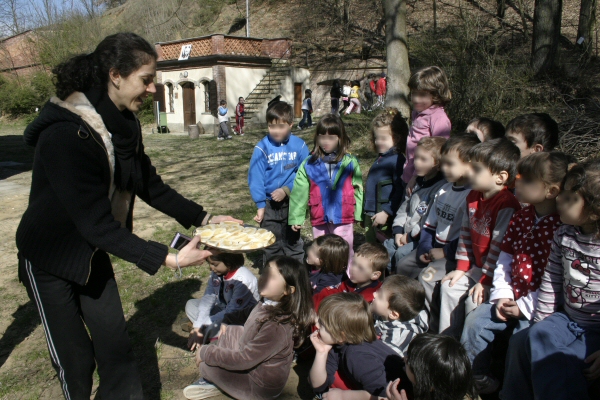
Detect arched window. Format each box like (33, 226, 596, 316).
(166, 83, 174, 113)
(202, 81, 210, 112)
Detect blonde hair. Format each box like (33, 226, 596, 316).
(318, 293, 377, 344)
(416, 136, 446, 165)
(408, 66, 452, 106)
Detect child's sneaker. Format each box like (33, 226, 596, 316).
(226, 136, 233, 140)
(217, 137, 224, 141)
(183, 378, 222, 399)
(473, 374, 500, 394)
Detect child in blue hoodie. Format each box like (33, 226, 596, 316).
(248, 101, 310, 264)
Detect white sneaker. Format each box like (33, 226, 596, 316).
(217, 137, 224, 141)
(183, 378, 222, 399)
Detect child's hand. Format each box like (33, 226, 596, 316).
(371, 211, 389, 227)
(585, 350, 600, 381)
(271, 188, 287, 202)
(188, 328, 204, 351)
(291, 224, 303, 232)
(429, 248, 445, 262)
(310, 331, 332, 354)
(395, 233, 407, 247)
(501, 300, 523, 319)
(469, 283, 488, 305)
(386, 379, 409, 400)
(218, 324, 227, 338)
(195, 345, 204, 367)
(441, 270, 465, 287)
(419, 253, 431, 264)
(494, 298, 512, 321)
(253, 208, 265, 224)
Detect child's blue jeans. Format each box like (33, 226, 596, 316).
(461, 302, 531, 376)
(299, 110, 312, 128)
(383, 237, 417, 274)
(500, 311, 600, 400)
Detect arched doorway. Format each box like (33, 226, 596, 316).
(181, 82, 196, 127)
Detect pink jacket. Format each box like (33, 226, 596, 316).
(401, 106, 451, 183)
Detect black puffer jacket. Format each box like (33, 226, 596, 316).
(16, 92, 207, 285)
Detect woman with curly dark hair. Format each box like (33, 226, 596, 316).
(16, 32, 240, 399)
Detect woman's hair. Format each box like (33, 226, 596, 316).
(466, 117, 505, 141)
(52, 32, 158, 100)
(313, 234, 349, 275)
(517, 151, 576, 186)
(408, 66, 452, 106)
(416, 137, 446, 166)
(371, 108, 409, 155)
(310, 114, 351, 163)
(318, 293, 377, 344)
(406, 334, 476, 400)
(208, 252, 244, 270)
(258, 256, 314, 347)
(563, 158, 600, 235)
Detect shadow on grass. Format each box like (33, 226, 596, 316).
(126, 277, 203, 399)
(0, 135, 34, 180)
(0, 301, 39, 369)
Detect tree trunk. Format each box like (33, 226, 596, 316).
(497, 0, 506, 19)
(577, 0, 597, 57)
(383, 0, 411, 119)
(531, 0, 563, 74)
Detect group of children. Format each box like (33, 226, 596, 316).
(217, 97, 245, 140)
(180, 65, 600, 400)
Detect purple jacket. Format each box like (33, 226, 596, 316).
(401, 105, 451, 183)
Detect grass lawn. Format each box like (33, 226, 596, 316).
(0, 113, 376, 399)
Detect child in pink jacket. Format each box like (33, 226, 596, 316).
(402, 66, 452, 186)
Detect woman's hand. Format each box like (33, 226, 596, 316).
(371, 211, 389, 227)
(188, 328, 204, 351)
(208, 215, 243, 225)
(164, 236, 214, 270)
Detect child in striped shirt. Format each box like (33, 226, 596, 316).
(439, 138, 521, 338)
(501, 159, 600, 400)
(460, 152, 572, 394)
(370, 275, 428, 357)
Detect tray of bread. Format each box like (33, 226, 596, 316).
(193, 222, 276, 253)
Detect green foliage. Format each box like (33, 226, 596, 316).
(138, 94, 156, 125)
(0, 73, 54, 116)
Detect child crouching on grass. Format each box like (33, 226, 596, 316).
(184, 256, 313, 400)
(185, 252, 259, 350)
(310, 292, 408, 399)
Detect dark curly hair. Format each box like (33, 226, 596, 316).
(52, 32, 158, 100)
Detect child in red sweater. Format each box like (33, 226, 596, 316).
(313, 243, 388, 311)
(440, 138, 521, 338)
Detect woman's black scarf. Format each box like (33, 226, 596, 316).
(85, 87, 143, 192)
